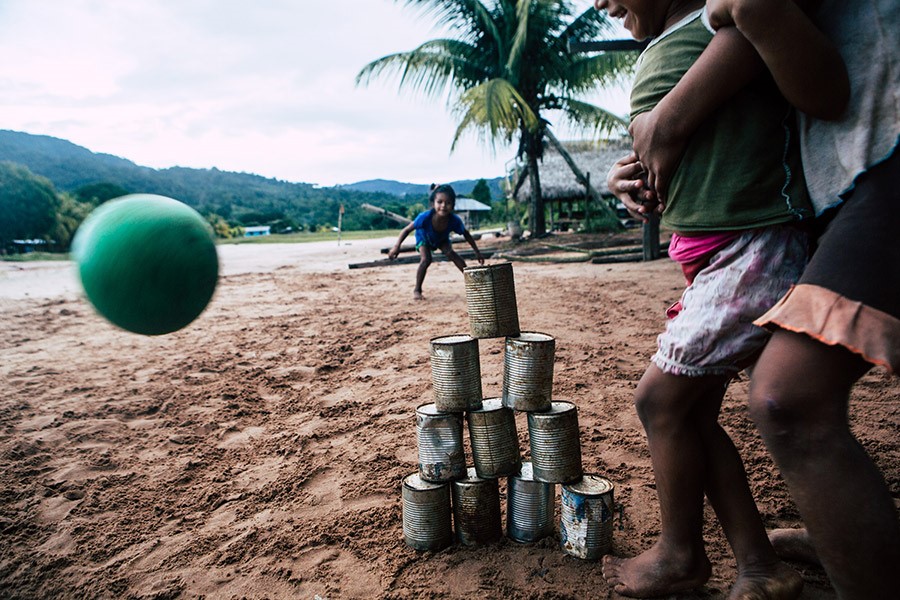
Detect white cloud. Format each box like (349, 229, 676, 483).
(0, 0, 630, 186)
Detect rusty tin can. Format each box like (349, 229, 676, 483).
(528, 401, 583, 484)
(451, 467, 503, 546)
(466, 397, 521, 478)
(464, 263, 520, 339)
(402, 472, 453, 551)
(416, 403, 466, 482)
(560, 474, 615, 560)
(507, 461, 556, 543)
(430, 334, 483, 413)
(502, 332, 555, 412)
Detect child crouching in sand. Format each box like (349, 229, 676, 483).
(388, 184, 484, 300)
(593, 0, 818, 598)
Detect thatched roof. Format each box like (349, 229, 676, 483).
(513, 138, 633, 202)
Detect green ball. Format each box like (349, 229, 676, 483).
(72, 194, 219, 335)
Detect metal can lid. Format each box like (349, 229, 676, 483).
(460, 466, 484, 483)
(563, 474, 613, 496)
(469, 397, 504, 413)
(543, 401, 576, 415)
(512, 461, 535, 481)
(431, 334, 476, 346)
(464, 262, 511, 273)
(417, 402, 455, 417)
(404, 472, 447, 491)
(508, 332, 554, 344)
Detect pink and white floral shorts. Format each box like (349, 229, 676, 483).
(652, 226, 808, 377)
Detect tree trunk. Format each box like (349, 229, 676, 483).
(526, 150, 546, 237)
(544, 129, 623, 231)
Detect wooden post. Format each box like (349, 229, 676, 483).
(642, 214, 661, 261)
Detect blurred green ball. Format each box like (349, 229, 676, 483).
(72, 194, 219, 335)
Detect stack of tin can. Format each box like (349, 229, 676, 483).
(401, 262, 616, 560)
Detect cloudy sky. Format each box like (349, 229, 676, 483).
(0, 1, 631, 187)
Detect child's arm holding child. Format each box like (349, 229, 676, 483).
(388, 222, 416, 260)
(626, 0, 849, 202)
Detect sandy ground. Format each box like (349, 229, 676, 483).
(1, 234, 897, 599)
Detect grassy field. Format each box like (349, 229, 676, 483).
(216, 229, 399, 245)
(1, 230, 403, 262)
(1, 251, 71, 262)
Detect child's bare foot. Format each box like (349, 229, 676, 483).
(413, 290, 424, 301)
(602, 543, 711, 598)
(729, 561, 803, 600)
(769, 528, 820, 565)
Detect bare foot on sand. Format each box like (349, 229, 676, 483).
(729, 561, 803, 600)
(413, 290, 424, 301)
(602, 544, 712, 598)
(769, 528, 820, 565)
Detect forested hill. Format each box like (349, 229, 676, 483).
(338, 177, 504, 199)
(0, 130, 504, 231)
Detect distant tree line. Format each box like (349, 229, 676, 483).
(0, 160, 508, 254)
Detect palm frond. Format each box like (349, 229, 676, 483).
(451, 78, 539, 151)
(557, 97, 629, 138)
(561, 4, 619, 44)
(355, 39, 490, 100)
(560, 51, 636, 95)
(396, 0, 499, 45)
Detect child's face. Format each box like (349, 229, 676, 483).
(433, 193, 454, 216)
(594, 0, 667, 41)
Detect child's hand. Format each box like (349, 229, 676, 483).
(629, 112, 686, 205)
(388, 246, 400, 260)
(706, 0, 740, 30)
(607, 152, 659, 222)
(476, 253, 485, 266)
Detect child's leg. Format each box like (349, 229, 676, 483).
(439, 242, 467, 272)
(750, 331, 900, 599)
(604, 365, 802, 599)
(694, 384, 803, 599)
(414, 246, 432, 299)
(603, 364, 724, 597)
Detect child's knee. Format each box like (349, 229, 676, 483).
(748, 369, 841, 448)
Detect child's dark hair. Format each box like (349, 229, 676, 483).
(429, 183, 456, 206)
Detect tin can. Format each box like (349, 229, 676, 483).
(464, 263, 520, 339)
(402, 472, 453, 551)
(466, 397, 521, 478)
(507, 462, 556, 543)
(430, 334, 483, 413)
(416, 403, 466, 482)
(451, 467, 503, 546)
(502, 332, 555, 412)
(528, 401, 583, 483)
(560, 475, 615, 560)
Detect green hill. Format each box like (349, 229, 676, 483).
(0, 130, 505, 232)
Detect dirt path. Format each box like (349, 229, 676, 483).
(1, 237, 896, 599)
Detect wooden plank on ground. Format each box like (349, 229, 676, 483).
(349, 250, 493, 270)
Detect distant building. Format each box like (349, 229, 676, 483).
(512, 139, 632, 230)
(243, 226, 271, 237)
(454, 197, 492, 229)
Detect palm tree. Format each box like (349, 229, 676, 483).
(356, 0, 635, 236)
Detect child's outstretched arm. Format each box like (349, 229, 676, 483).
(388, 222, 416, 260)
(463, 230, 485, 265)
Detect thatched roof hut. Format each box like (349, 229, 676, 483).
(513, 138, 633, 202)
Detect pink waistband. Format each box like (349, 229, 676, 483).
(668, 232, 740, 265)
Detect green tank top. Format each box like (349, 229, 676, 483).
(630, 12, 812, 232)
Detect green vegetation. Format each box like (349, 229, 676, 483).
(0, 131, 446, 255)
(218, 229, 399, 245)
(357, 0, 635, 236)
